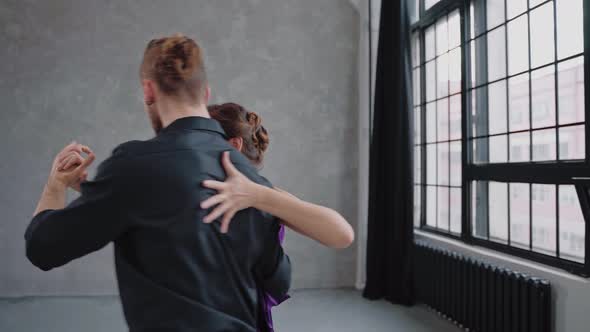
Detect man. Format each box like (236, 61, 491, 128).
(25, 34, 291, 332)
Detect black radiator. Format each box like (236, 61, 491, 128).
(414, 241, 552, 332)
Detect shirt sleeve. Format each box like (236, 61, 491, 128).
(254, 221, 292, 301)
(25, 156, 128, 271)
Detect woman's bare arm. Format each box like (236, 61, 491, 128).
(201, 152, 354, 248)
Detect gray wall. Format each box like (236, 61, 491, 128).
(0, 0, 359, 296)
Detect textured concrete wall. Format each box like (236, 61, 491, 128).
(0, 0, 359, 296)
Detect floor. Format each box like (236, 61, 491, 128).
(0, 289, 461, 332)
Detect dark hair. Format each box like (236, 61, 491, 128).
(208, 103, 269, 168)
(140, 34, 207, 103)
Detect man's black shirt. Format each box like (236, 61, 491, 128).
(25, 117, 291, 332)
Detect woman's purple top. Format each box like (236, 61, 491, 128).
(259, 224, 290, 331)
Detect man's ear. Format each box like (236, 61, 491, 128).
(228, 137, 243, 152)
(203, 85, 211, 104)
(142, 79, 156, 105)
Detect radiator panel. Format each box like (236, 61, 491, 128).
(414, 241, 552, 332)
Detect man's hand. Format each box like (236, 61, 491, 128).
(200, 151, 261, 233)
(49, 142, 95, 192)
(33, 142, 95, 216)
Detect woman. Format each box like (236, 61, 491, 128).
(205, 103, 354, 249)
(205, 103, 353, 331)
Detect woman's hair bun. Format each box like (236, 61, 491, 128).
(246, 111, 269, 153)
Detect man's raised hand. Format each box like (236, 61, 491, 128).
(48, 142, 95, 193)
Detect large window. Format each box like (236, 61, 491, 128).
(411, 0, 590, 276)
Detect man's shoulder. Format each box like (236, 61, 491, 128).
(111, 138, 160, 157)
(96, 139, 158, 175)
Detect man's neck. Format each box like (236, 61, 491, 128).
(160, 102, 210, 129)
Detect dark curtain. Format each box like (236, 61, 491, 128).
(363, 0, 414, 305)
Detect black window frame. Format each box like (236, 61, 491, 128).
(410, 0, 590, 277)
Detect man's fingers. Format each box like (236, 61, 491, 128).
(203, 202, 231, 224)
(202, 180, 227, 191)
(58, 154, 75, 170)
(61, 154, 83, 171)
(200, 194, 227, 209)
(77, 152, 96, 171)
(81, 145, 93, 155)
(57, 143, 83, 162)
(220, 210, 236, 233)
(57, 156, 70, 170)
(221, 151, 239, 176)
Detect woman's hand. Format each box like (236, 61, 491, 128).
(200, 151, 261, 233)
(49, 142, 95, 193)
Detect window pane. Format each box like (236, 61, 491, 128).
(448, 10, 461, 49)
(559, 125, 585, 160)
(529, 0, 545, 8)
(425, 25, 436, 61)
(487, 26, 507, 82)
(426, 61, 436, 102)
(532, 128, 557, 161)
(436, 17, 448, 56)
(427, 186, 437, 226)
(472, 86, 488, 138)
(470, 0, 487, 38)
(437, 98, 449, 141)
(410, 0, 420, 24)
(509, 131, 531, 162)
(414, 107, 422, 145)
(426, 102, 436, 142)
(530, 3, 555, 68)
(508, 73, 530, 132)
(437, 142, 449, 186)
(437, 53, 449, 98)
(558, 56, 585, 125)
(473, 137, 489, 164)
(489, 134, 508, 163)
(413, 68, 421, 106)
(450, 188, 462, 234)
(450, 141, 461, 186)
(470, 40, 476, 87)
(556, 0, 584, 59)
(531, 66, 556, 129)
(473, 181, 489, 239)
(510, 183, 530, 248)
(414, 185, 421, 227)
(425, 0, 441, 10)
(559, 185, 585, 263)
(507, 15, 529, 76)
(488, 79, 508, 135)
(449, 48, 462, 95)
(449, 95, 462, 140)
(486, 0, 505, 31)
(427, 144, 436, 184)
(489, 182, 508, 243)
(532, 184, 556, 255)
(438, 187, 450, 231)
(414, 38, 423, 74)
(471, 37, 487, 87)
(414, 146, 422, 183)
(507, 0, 527, 19)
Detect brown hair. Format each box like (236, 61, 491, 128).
(208, 103, 269, 168)
(140, 34, 207, 103)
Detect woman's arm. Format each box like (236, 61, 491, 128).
(201, 152, 354, 248)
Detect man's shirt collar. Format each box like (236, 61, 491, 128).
(161, 116, 228, 139)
